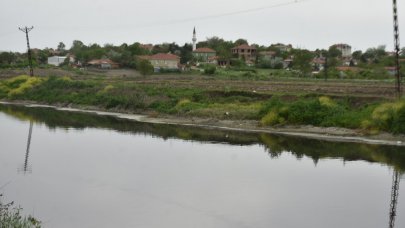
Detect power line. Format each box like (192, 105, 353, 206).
(18, 26, 34, 77)
(159, 0, 308, 26)
(40, 0, 308, 31)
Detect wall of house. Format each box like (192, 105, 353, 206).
(193, 52, 216, 62)
(47, 56, 67, 66)
(150, 59, 179, 69)
(232, 49, 257, 62)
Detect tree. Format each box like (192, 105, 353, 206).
(138, 59, 154, 76)
(128, 42, 148, 56)
(328, 46, 342, 58)
(198, 37, 233, 59)
(291, 49, 314, 76)
(180, 43, 193, 64)
(352, 50, 362, 60)
(36, 50, 50, 65)
(0, 52, 17, 65)
(70, 40, 87, 61)
(234, 38, 248, 46)
(362, 45, 387, 64)
(57, 42, 66, 52)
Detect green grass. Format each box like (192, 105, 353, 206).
(2, 75, 405, 134)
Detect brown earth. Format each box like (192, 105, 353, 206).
(0, 68, 400, 100)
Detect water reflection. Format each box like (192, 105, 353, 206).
(1, 103, 404, 172)
(390, 171, 401, 228)
(18, 120, 33, 174)
(0, 103, 404, 227)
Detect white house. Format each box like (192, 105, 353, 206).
(48, 56, 67, 66)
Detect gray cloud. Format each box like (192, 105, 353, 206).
(0, 0, 403, 52)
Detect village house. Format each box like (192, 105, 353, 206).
(192, 47, 217, 63)
(384, 66, 398, 75)
(312, 57, 326, 71)
(271, 43, 292, 52)
(48, 56, 67, 66)
(47, 54, 75, 66)
(259, 51, 277, 59)
(140, 44, 154, 52)
(140, 53, 180, 72)
(87, 59, 119, 69)
(231, 44, 257, 64)
(283, 58, 293, 69)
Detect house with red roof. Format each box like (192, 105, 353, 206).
(139, 53, 180, 71)
(231, 44, 257, 63)
(192, 47, 217, 63)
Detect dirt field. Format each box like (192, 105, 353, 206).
(0, 68, 402, 100)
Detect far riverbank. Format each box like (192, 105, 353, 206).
(1, 101, 404, 146)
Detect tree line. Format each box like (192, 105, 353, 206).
(0, 38, 404, 77)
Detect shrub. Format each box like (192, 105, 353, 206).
(138, 60, 154, 76)
(319, 96, 336, 108)
(258, 97, 282, 117)
(392, 103, 405, 134)
(204, 65, 216, 75)
(0, 195, 41, 228)
(261, 110, 283, 126)
(371, 101, 404, 131)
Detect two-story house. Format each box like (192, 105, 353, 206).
(231, 44, 257, 64)
(192, 47, 216, 63)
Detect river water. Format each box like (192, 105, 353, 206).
(0, 103, 404, 228)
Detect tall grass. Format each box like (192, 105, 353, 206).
(0, 195, 41, 228)
(260, 96, 405, 134)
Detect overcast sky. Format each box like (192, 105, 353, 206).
(0, 0, 404, 52)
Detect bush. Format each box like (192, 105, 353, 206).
(260, 96, 349, 127)
(0, 195, 41, 228)
(392, 106, 405, 134)
(261, 110, 284, 126)
(370, 101, 404, 131)
(204, 65, 216, 75)
(137, 59, 154, 76)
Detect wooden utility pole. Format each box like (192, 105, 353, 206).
(18, 26, 34, 77)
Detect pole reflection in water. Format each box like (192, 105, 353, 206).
(18, 120, 33, 174)
(389, 170, 401, 228)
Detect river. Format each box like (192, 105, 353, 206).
(0, 103, 404, 228)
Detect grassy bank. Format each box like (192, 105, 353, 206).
(1, 75, 404, 134)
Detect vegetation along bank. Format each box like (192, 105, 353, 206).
(1, 74, 405, 136)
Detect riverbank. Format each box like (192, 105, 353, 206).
(1, 101, 404, 146)
(1, 74, 405, 145)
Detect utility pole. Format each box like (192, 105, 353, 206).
(392, 0, 401, 98)
(324, 56, 328, 81)
(18, 26, 34, 77)
(388, 170, 400, 228)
